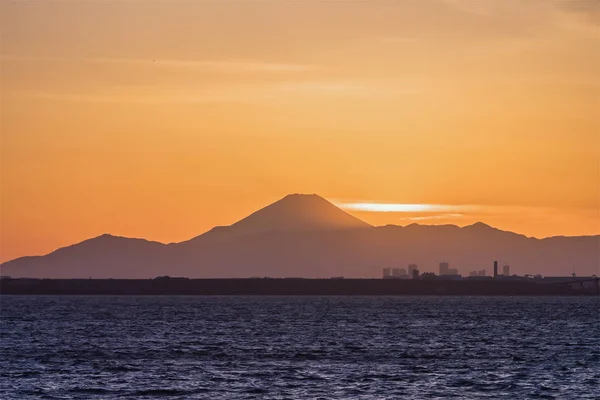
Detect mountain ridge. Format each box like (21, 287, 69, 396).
(1, 194, 598, 278)
(5, 220, 593, 263)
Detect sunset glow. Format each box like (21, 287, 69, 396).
(1, 0, 598, 263)
(337, 203, 477, 213)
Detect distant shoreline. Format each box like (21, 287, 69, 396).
(1, 278, 598, 296)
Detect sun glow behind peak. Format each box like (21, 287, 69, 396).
(0, 0, 598, 263)
(337, 203, 478, 213)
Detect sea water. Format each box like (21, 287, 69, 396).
(1, 296, 598, 399)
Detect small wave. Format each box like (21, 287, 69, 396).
(293, 352, 319, 360)
(449, 378, 475, 388)
(246, 387, 268, 394)
(130, 388, 192, 397)
(69, 387, 111, 394)
(104, 364, 142, 372)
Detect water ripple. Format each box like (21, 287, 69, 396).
(1, 296, 599, 399)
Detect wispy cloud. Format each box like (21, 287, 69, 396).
(6, 79, 421, 104)
(273, 81, 421, 98)
(6, 87, 276, 104)
(402, 214, 465, 221)
(91, 57, 319, 73)
(0, 53, 318, 73)
(337, 202, 583, 222)
(0, 54, 63, 62)
(552, 0, 600, 24)
(549, 0, 600, 36)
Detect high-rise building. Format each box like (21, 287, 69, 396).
(470, 270, 487, 277)
(392, 268, 407, 278)
(408, 264, 418, 277)
(412, 268, 420, 279)
(493, 261, 498, 278)
(382, 268, 391, 279)
(439, 261, 450, 275)
(503, 265, 510, 276)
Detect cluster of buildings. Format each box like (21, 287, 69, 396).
(439, 261, 459, 277)
(469, 270, 487, 277)
(382, 264, 420, 279)
(383, 260, 514, 280)
(468, 263, 510, 277)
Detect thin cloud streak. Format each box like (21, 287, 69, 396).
(338, 203, 583, 221)
(91, 57, 319, 73)
(0, 53, 319, 73)
(404, 214, 465, 221)
(6, 88, 279, 104)
(338, 203, 480, 213)
(7, 80, 421, 104)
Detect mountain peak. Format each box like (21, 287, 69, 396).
(471, 221, 491, 227)
(464, 222, 494, 230)
(283, 193, 320, 199)
(229, 193, 371, 234)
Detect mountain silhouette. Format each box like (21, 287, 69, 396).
(1, 194, 598, 278)
(230, 193, 371, 232)
(179, 194, 370, 247)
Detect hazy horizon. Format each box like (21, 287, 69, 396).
(1, 0, 599, 263)
(3, 193, 599, 264)
(2, 193, 598, 279)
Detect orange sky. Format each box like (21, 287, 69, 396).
(1, 0, 599, 263)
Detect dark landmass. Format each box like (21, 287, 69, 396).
(2, 277, 598, 296)
(2, 194, 599, 278)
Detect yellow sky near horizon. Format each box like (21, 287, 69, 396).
(1, 0, 599, 262)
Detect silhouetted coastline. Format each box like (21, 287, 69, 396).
(2, 277, 598, 296)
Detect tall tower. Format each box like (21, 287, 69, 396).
(493, 261, 498, 278)
(439, 261, 449, 275)
(408, 264, 418, 277)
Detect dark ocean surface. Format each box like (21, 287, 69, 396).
(1, 296, 598, 399)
